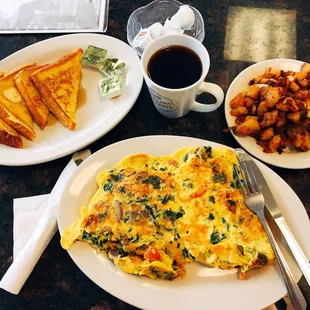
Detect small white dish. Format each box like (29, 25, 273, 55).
(225, 58, 310, 169)
(58, 135, 310, 310)
(0, 34, 143, 166)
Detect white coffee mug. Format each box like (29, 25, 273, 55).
(141, 34, 224, 118)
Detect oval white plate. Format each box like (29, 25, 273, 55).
(58, 135, 310, 310)
(0, 34, 143, 166)
(225, 59, 310, 169)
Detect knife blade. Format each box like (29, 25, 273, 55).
(235, 148, 310, 286)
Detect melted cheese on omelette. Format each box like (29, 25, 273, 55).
(61, 146, 274, 280)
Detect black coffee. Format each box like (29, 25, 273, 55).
(147, 45, 202, 89)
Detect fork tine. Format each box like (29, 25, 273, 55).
(238, 161, 254, 194)
(243, 161, 259, 193)
(235, 149, 259, 194)
(234, 165, 248, 197)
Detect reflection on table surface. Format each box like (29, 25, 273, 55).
(0, 0, 102, 31)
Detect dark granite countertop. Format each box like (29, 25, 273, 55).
(0, 1, 309, 309)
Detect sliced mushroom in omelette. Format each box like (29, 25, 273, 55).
(61, 146, 275, 280)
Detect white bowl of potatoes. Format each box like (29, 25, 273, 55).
(225, 59, 310, 169)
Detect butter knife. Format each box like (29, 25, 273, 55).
(235, 148, 310, 286)
(73, 149, 92, 166)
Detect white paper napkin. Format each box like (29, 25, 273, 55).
(0, 149, 90, 295)
(13, 194, 49, 259)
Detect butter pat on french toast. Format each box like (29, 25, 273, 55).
(15, 65, 50, 129)
(31, 49, 83, 130)
(0, 117, 22, 148)
(0, 64, 36, 141)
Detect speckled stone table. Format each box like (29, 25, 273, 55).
(0, 1, 309, 309)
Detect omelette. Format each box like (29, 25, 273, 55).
(61, 146, 275, 280)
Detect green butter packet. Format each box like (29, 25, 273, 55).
(81, 45, 108, 68)
(98, 74, 124, 99)
(101, 58, 127, 77)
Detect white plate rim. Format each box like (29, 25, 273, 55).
(224, 58, 310, 169)
(0, 33, 143, 166)
(57, 135, 310, 310)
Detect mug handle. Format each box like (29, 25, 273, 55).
(190, 82, 224, 112)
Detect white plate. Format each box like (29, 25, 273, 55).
(225, 59, 310, 169)
(58, 135, 310, 310)
(0, 34, 143, 166)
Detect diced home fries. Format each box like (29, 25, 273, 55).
(228, 63, 310, 153)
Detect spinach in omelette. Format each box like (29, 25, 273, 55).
(61, 146, 274, 280)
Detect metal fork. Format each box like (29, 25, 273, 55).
(234, 160, 307, 310)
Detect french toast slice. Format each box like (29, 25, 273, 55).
(3, 64, 37, 78)
(0, 116, 23, 148)
(15, 65, 50, 129)
(0, 64, 37, 141)
(31, 49, 83, 130)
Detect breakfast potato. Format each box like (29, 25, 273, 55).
(295, 71, 307, 81)
(235, 118, 260, 136)
(260, 86, 270, 100)
(287, 111, 301, 124)
(230, 107, 248, 116)
(298, 79, 308, 89)
(246, 85, 260, 100)
(260, 110, 278, 128)
(229, 63, 310, 153)
(301, 63, 310, 73)
(285, 97, 299, 112)
(271, 68, 281, 79)
(266, 135, 281, 153)
(265, 88, 281, 107)
(292, 134, 303, 148)
(244, 96, 254, 108)
(234, 118, 260, 136)
(300, 132, 310, 151)
(289, 82, 300, 93)
(250, 105, 257, 115)
(257, 101, 269, 117)
(296, 89, 309, 100)
(276, 112, 287, 130)
(260, 127, 275, 141)
(262, 67, 272, 78)
(276, 99, 290, 111)
(230, 93, 245, 108)
(287, 126, 302, 140)
(296, 100, 306, 111)
(286, 75, 295, 82)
